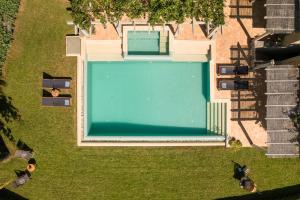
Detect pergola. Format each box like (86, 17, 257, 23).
(265, 0, 296, 33)
(265, 64, 299, 157)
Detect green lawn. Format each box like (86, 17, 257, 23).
(0, 0, 300, 199)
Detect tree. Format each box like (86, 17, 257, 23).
(69, 0, 225, 29)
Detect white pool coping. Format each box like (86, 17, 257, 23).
(75, 27, 231, 147)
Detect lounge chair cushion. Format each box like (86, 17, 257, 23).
(218, 80, 249, 90)
(218, 65, 248, 75)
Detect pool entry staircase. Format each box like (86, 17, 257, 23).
(159, 30, 169, 54)
(206, 102, 228, 145)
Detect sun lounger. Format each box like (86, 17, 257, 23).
(218, 65, 248, 75)
(42, 78, 71, 89)
(42, 97, 71, 107)
(218, 79, 249, 90)
(14, 150, 33, 161)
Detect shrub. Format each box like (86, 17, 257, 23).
(288, 107, 300, 144)
(229, 137, 242, 149)
(0, 0, 20, 76)
(69, 0, 225, 29)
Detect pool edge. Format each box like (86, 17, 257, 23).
(76, 35, 230, 147)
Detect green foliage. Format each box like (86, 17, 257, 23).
(69, 0, 225, 29)
(190, 0, 225, 25)
(126, 0, 145, 20)
(289, 107, 300, 144)
(148, 0, 186, 25)
(229, 137, 242, 150)
(0, 0, 20, 75)
(69, 0, 94, 30)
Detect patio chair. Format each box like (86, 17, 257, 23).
(42, 97, 71, 107)
(42, 78, 71, 89)
(217, 79, 249, 90)
(14, 150, 33, 161)
(218, 65, 248, 75)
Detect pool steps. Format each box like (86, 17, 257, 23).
(159, 30, 168, 54)
(207, 102, 227, 136)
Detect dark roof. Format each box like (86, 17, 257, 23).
(265, 64, 300, 157)
(265, 0, 296, 33)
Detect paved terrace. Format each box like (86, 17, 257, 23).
(215, 0, 267, 147)
(87, 0, 268, 147)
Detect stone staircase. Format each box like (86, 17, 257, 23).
(207, 102, 228, 136)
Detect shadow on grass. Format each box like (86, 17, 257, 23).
(0, 188, 28, 200)
(217, 183, 300, 200)
(16, 140, 33, 153)
(14, 170, 26, 178)
(232, 161, 247, 180)
(0, 79, 34, 155)
(43, 72, 72, 80)
(0, 135, 10, 161)
(0, 79, 21, 143)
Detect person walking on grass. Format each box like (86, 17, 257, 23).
(239, 176, 257, 193)
(232, 161, 250, 180)
(232, 161, 258, 193)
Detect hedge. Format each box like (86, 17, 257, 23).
(0, 0, 20, 76)
(70, 0, 225, 30)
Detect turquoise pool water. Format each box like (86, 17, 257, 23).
(128, 31, 160, 55)
(87, 61, 210, 137)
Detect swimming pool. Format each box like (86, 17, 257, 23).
(85, 61, 214, 140)
(127, 31, 169, 55)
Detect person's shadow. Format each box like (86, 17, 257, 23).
(14, 170, 26, 177)
(232, 161, 247, 180)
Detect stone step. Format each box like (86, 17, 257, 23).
(207, 102, 227, 135)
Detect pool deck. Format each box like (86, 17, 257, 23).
(214, 0, 267, 147)
(74, 0, 268, 147)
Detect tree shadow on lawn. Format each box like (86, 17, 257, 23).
(14, 170, 27, 178)
(0, 94, 20, 142)
(16, 140, 33, 153)
(0, 79, 21, 143)
(0, 79, 34, 154)
(0, 135, 10, 161)
(43, 72, 72, 80)
(0, 188, 28, 200)
(217, 183, 300, 200)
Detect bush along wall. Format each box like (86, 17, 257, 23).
(0, 0, 20, 77)
(69, 0, 225, 30)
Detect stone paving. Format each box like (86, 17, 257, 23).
(214, 0, 267, 147)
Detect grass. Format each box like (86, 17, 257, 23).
(0, 0, 300, 199)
